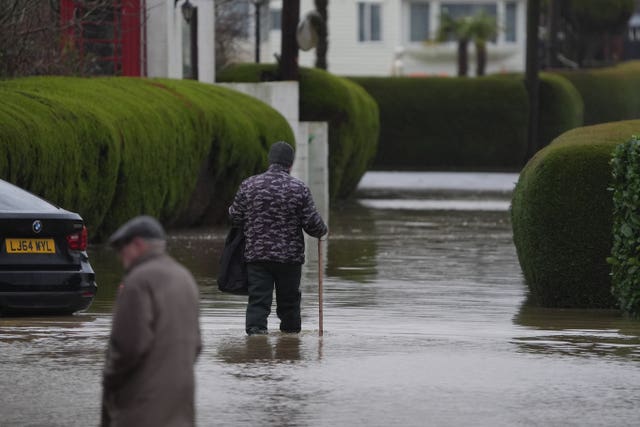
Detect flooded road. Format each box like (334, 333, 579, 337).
(2, 172, 640, 426)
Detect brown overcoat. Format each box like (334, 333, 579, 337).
(102, 250, 201, 427)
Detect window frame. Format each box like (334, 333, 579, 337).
(408, 1, 431, 43)
(357, 2, 383, 43)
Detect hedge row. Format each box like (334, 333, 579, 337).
(217, 64, 380, 199)
(0, 77, 294, 240)
(350, 73, 583, 170)
(554, 61, 640, 126)
(511, 120, 640, 308)
(609, 136, 640, 317)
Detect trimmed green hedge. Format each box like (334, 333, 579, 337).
(554, 61, 640, 126)
(0, 77, 294, 240)
(350, 73, 583, 170)
(537, 72, 585, 154)
(511, 120, 640, 308)
(216, 64, 380, 199)
(609, 136, 640, 317)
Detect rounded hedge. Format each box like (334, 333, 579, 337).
(511, 120, 640, 308)
(216, 64, 380, 199)
(537, 72, 585, 154)
(0, 77, 294, 240)
(554, 61, 640, 126)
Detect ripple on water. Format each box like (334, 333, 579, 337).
(2, 173, 640, 427)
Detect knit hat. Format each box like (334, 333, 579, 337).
(268, 141, 294, 166)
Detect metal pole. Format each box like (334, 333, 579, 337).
(318, 238, 324, 337)
(254, 1, 261, 63)
(525, 0, 541, 163)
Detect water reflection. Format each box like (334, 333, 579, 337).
(217, 334, 302, 364)
(513, 303, 640, 361)
(326, 200, 378, 283)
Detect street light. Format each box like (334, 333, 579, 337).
(252, 0, 266, 63)
(181, 0, 195, 24)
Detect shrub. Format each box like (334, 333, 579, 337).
(217, 64, 380, 199)
(537, 72, 584, 153)
(0, 77, 294, 240)
(609, 136, 640, 317)
(350, 73, 582, 170)
(511, 120, 640, 308)
(554, 61, 640, 125)
(351, 76, 529, 170)
(0, 80, 122, 234)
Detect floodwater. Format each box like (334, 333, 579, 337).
(2, 172, 640, 426)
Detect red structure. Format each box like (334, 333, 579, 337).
(60, 0, 143, 76)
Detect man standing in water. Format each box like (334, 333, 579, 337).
(229, 141, 328, 335)
(101, 216, 201, 427)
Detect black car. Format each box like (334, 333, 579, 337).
(0, 179, 97, 315)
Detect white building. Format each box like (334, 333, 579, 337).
(261, 0, 528, 77)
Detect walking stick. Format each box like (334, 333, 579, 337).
(318, 238, 324, 337)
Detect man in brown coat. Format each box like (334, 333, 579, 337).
(101, 216, 201, 427)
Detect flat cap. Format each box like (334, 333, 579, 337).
(108, 215, 166, 249)
(268, 141, 294, 166)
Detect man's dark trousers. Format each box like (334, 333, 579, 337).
(246, 262, 302, 333)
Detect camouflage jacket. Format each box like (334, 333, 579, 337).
(229, 164, 327, 264)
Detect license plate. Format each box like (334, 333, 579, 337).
(5, 238, 56, 254)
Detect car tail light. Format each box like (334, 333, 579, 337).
(66, 226, 88, 251)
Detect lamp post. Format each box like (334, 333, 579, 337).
(525, 0, 541, 162)
(178, 0, 198, 80)
(181, 0, 195, 24)
(253, 0, 266, 63)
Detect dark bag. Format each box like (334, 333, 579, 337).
(217, 226, 248, 295)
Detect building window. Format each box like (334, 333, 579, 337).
(358, 2, 382, 42)
(505, 2, 517, 42)
(410, 2, 430, 42)
(440, 2, 497, 20)
(270, 8, 281, 31)
(81, 5, 121, 75)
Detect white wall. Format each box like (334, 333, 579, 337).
(194, 0, 216, 83)
(145, 0, 215, 83)
(145, 0, 171, 78)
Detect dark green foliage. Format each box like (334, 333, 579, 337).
(217, 64, 380, 199)
(609, 136, 640, 317)
(0, 77, 294, 240)
(563, 0, 634, 34)
(351, 76, 529, 170)
(537, 72, 584, 153)
(554, 62, 640, 125)
(511, 120, 640, 308)
(350, 73, 583, 170)
(554, 0, 634, 66)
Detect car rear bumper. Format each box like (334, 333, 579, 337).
(0, 270, 97, 314)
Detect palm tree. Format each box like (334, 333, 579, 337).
(437, 12, 473, 76)
(469, 11, 498, 76)
(437, 10, 498, 77)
